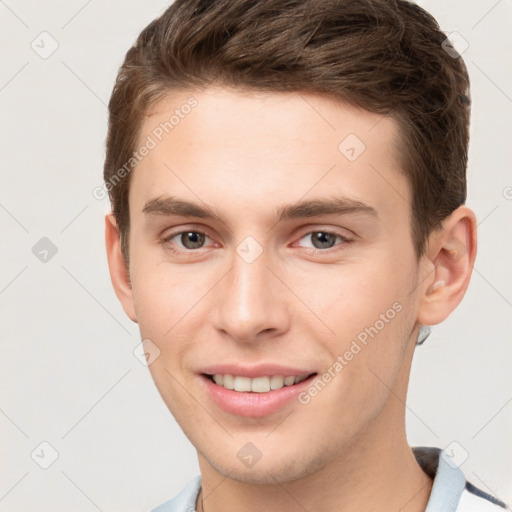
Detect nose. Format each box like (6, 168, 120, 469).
(212, 245, 291, 343)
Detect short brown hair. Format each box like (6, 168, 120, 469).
(104, 0, 471, 265)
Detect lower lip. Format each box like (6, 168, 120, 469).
(199, 374, 318, 417)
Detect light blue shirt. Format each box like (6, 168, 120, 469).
(150, 446, 509, 511)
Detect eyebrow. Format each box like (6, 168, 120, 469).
(142, 195, 378, 222)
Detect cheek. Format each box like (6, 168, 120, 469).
(295, 256, 408, 335)
(298, 252, 416, 376)
(336, 260, 417, 385)
(130, 259, 208, 334)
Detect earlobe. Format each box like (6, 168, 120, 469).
(104, 213, 138, 323)
(417, 206, 477, 326)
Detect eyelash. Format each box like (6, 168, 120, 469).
(161, 230, 212, 255)
(161, 228, 353, 255)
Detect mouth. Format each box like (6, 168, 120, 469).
(202, 372, 317, 393)
(199, 371, 319, 417)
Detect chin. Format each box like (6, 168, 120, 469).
(203, 447, 323, 485)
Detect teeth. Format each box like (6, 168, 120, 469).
(251, 376, 270, 393)
(211, 373, 311, 392)
(233, 376, 252, 392)
(270, 375, 284, 389)
(223, 374, 234, 390)
(294, 374, 309, 384)
(283, 376, 295, 386)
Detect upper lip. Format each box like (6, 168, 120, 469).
(200, 363, 317, 378)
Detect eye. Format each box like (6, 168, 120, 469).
(296, 230, 351, 251)
(162, 230, 213, 251)
(161, 228, 352, 255)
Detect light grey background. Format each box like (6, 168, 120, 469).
(1, 1, 511, 510)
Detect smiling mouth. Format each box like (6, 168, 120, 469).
(203, 372, 318, 393)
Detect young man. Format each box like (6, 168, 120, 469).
(103, 0, 508, 510)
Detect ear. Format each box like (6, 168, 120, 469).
(417, 205, 477, 326)
(104, 213, 138, 323)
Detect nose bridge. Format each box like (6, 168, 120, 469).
(213, 240, 288, 341)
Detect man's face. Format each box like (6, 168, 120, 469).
(125, 86, 425, 483)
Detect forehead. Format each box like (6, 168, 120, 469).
(130, 86, 409, 225)
(143, 86, 397, 147)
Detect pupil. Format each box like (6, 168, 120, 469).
(182, 232, 204, 249)
(313, 232, 335, 249)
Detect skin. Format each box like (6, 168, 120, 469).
(105, 86, 477, 512)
